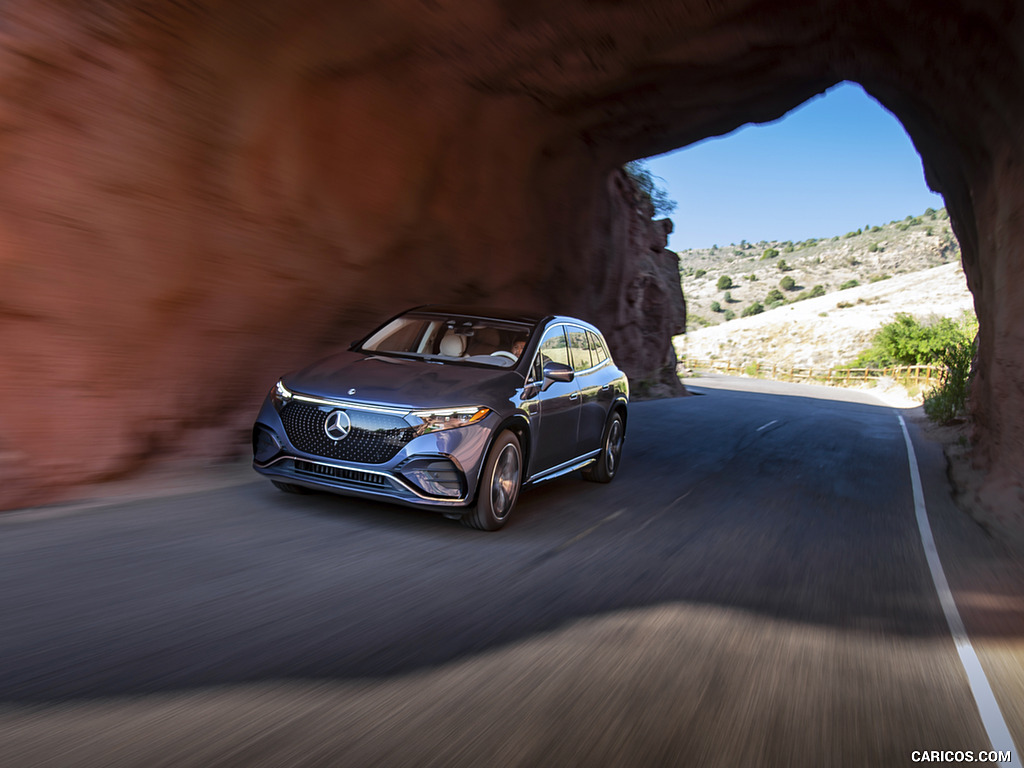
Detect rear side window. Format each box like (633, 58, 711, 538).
(588, 331, 610, 365)
(567, 327, 594, 372)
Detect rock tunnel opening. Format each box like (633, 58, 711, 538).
(0, 1, 1021, 536)
(643, 81, 972, 378)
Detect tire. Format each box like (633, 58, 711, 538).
(582, 411, 625, 483)
(461, 431, 522, 531)
(272, 480, 313, 494)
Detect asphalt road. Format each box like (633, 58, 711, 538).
(1, 377, 1021, 767)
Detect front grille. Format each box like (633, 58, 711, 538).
(280, 402, 415, 464)
(294, 460, 389, 487)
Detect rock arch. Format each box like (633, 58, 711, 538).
(0, 1, 1021, 524)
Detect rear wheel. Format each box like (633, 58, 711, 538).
(272, 480, 312, 494)
(461, 431, 522, 531)
(582, 411, 624, 483)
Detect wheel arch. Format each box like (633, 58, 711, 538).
(471, 413, 532, 502)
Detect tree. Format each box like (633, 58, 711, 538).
(765, 289, 785, 305)
(716, 275, 733, 291)
(741, 301, 764, 317)
(761, 248, 779, 260)
(623, 160, 677, 217)
(780, 275, 796, 291)
(710, 301, 722, 313)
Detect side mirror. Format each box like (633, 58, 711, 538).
(542, 361, 575, 390)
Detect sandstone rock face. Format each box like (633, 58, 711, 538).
(1, 1, 1023, 526)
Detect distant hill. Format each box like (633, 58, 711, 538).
(677, 208, 960, 331)
(675, 261, 974, 371)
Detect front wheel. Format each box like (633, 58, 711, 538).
(582, 411, 625, 483)
(462, 431, 522, 531)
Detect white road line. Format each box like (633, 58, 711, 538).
(898, 414, 1018, 766)
(756, 419, 778, 432)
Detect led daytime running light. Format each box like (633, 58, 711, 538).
(411, 406, 491, 434)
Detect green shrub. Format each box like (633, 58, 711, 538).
(924, 337, 975, 424)
(687, 314, 712, 330)
(793, 285, 825, 301)
(839, 279, 859, 290)
(779, 275, 796, 291)
(869, 274, 892, 283)
(695, 269, 707, 278)
(741, 301, 764, 317)
(710, 301, 722, 313)
(765, 288, 784, 305)
(867, 242, 879, 253)
(761, 247, 779, 260)
(717, 275, 733, 290)
(778, 259, 793, 271)
(723, 290, 736, 303)
(723, 309, 736, 321)
(849, 312, 977, 368)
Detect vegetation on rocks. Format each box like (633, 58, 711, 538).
(680, 207, 959, 329)
(844, 312, 976, 368)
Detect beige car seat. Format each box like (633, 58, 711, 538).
(439, 331, 467, 357)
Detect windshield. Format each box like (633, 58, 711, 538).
(358, 312, 534, 367)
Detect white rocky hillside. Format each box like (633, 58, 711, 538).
(679, 208, 960, 330)
(674, 262, 974, 370)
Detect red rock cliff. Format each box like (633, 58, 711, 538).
(0, 1, 1022, 530)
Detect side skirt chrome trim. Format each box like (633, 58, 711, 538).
(526, 449, 600, 485)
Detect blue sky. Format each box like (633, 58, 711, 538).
(642, 81, 945, 251)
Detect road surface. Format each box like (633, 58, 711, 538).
(1, 376, 1020, 766)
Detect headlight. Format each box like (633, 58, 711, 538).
(271, 379, 293, 407)
(409, 406, 491, 435)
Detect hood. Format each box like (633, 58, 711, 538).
(284, 350, 524, 410)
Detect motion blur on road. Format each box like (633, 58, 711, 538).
(1, 377, 1021, 767)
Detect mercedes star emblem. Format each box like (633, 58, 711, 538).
(324, 410, 352, 441)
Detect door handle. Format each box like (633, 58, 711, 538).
(569, 392, 579, 401)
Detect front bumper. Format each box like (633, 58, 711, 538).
(252, 395, 497, 509)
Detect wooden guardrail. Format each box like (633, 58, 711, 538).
(682, 358, 942, 386)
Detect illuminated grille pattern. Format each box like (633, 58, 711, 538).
(280, 402, 415, 464)
(294, 460, 389, 487)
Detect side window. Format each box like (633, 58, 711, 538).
(588, 331, 609, 365)
(530, 325, 570, 381)
(567, 327, 593, 372)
